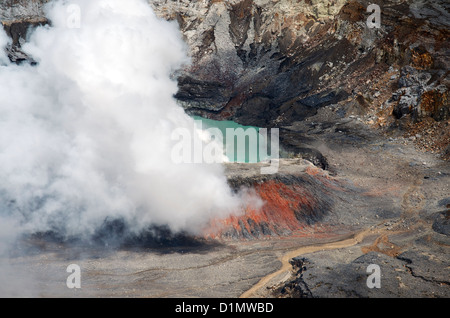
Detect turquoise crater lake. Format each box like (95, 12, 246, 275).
(192, 116, 274, 164)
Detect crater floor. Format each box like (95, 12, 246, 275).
(2, 113, 448, 298)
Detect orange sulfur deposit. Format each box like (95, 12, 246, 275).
(203, 171, 340, 240)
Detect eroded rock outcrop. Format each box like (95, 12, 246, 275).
(150, 0, 449, 157)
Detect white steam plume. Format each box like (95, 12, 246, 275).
(0, 0, 246, 240)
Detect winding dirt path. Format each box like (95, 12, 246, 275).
(240, 174, 428, 298)
(239, 228, 376, 298)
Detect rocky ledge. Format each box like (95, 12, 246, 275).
(2, 0, 449, 158)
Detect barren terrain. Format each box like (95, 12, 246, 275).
(3, 111, 448, 298)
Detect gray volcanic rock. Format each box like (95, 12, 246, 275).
(1, 0, 449, 299)
(276, 249, 450, 298)
(1, 0, 48, 63)
(150, 0, 449, 130)
(0, 0, 47, 21)
(150, 0, 350, 123)
(392, 65, 449, 121)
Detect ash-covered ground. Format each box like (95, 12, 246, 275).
(2, 110, 448, 297)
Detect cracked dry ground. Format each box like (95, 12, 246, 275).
(4, 114, 448, 298)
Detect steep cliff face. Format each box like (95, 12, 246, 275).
(150, 0, 449, 157)
(151, 0, 350, 125)
(0, 0, 47, 21)
(0, 0, 48, 63)
(2, 1, 448, 148)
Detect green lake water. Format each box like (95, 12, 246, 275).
(192, 116, 272, 163)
